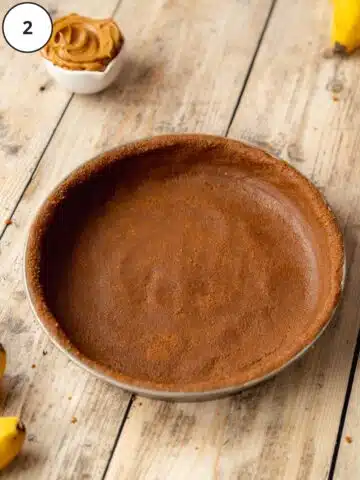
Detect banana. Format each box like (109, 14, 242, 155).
(0, 344, 6, 380)
(332, 0, 360, 53)
(0, 417, 26, 470)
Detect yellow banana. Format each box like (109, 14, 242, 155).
(0, 417, 26, 470)
(332, 0, 360, 53)
(0, 345, 6, 379)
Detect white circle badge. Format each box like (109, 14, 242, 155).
(2, 2, 53, 53)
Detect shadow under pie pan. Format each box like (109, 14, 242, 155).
(24, 134, 345, 401)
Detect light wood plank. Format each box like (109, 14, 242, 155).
(333, 227, 360, 480)
(106, 0, 360, 479)
(0, 0, 120, 233)
(0, 0, 274, 477)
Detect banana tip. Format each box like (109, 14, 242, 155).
(333, 42, 348, 55)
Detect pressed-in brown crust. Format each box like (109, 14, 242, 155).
(25, 135, 344, 393)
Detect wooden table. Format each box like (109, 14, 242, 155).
(1, 0, 360, 478)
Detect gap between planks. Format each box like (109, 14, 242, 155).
(225, 0, 278, 137)
(101, 395, 135, 480)
(328, 313, 360, 479)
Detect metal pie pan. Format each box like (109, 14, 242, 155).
(23, 136, 346, 402)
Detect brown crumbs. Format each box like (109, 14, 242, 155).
(71, 416, 77, 424)
(31, 364, 36, 369)
(4, 218, 12, 226)
(345, 435, 353, 444)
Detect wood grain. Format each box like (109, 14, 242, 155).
(106, 0, 360, 479)
(333, 227, 360, 480)
(0, 0, 274, 477)
(0, 0, 120, 234)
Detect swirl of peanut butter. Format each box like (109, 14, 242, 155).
(41, 13, 124, 71)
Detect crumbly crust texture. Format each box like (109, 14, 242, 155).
(25, 134, 344, 393)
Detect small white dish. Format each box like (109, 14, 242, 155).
(43, 45, 125, 94)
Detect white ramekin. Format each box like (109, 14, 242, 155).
(42, 45, 125, 94)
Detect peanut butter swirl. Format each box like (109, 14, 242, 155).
(41, 14, 124, 71)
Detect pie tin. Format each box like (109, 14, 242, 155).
(23, 138, 346, 401)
